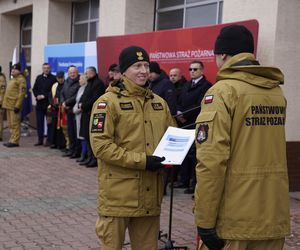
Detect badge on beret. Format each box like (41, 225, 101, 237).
(91, 113, 106, 133)
(196, 124, 209, 144)
(136, 52, 144, 61)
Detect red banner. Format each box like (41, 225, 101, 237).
(97, 19, 258, 83)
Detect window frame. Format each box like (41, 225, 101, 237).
(71, 0, 99, 43)
(20, 13, 32, 67)
(155, 0, 223, 30)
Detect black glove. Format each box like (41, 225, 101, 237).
(197, 227, 224, 250)
(145, 156, 165, 171)
(13, 107, 20, 114)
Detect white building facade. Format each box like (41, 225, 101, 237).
(0, 0, 299, 189)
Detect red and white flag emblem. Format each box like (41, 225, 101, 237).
(204, 95, 214, 104)
(97, 102, 107, 109)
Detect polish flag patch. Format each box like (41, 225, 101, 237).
(204, 95, 214, 104)
(97, 102, 107, 109)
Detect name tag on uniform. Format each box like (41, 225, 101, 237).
(120, 102, 134, 110)
(151, 103, 163, 111)
(91, 113, 106, 133)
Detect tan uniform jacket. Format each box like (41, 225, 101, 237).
(90, 76, 176, 217)
(194, 53, 290, 240)
(0, 74, 6, 106)
(2, 74, 26, 110)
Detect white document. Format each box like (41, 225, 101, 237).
(153, 126, 195, 165)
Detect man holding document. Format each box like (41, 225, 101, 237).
(90, 46, 176, 250)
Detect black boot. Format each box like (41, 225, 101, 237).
(76, 152, 86, 162)
(86, 156, 97, 168)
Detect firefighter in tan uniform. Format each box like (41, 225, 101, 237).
(90, 46, 176, 250)
(195, 25, 290, 250)
(0, 66, 6, 141)
(2, 63, 26, 147)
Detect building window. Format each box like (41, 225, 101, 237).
(20, 13, 32, 66)
(156, 0, 223, 30)
(72, 0, 99, 42)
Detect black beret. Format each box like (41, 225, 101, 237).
(214, 25, 254, 56)
(149, 61, 161, 74)
(119, 46, 150, 73)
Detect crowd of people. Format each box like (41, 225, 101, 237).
(0, 24, 290, 250)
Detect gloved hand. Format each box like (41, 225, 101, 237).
(13, 107, 20, 114)
(197, 227, 224, 250)
(146, 156, 165, 171)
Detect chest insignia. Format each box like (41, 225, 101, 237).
(151, 103, 163, 111)
(120, 102, 134, 110)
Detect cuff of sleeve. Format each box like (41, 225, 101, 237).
(133, 152, 147, 170)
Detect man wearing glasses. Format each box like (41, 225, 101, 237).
(175, 60, 212, 194)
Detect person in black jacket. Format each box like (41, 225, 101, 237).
(60, 65, 80, 158)
(175, 60, 212, 194)
(79, 66, 106, 167)
(32, 63, 56, 146)
(149, 61, 177, 116)
(48, 71, 66, 149)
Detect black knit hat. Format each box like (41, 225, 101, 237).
(12, 63, 21, 71)
(149, 61, 161, 74)
(119, 46, 150, 73)
(214, 25, 254, 55)
(56, 71, 65, 78)
(108, 63, 117, 72)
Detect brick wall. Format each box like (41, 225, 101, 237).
(287, 141, 300, 191)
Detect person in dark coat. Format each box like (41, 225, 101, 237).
(60, 65, 80, 158)
(149, 61, 177, 116)
(169, 67, 187, 101)
(48, 71, 66, 149)
(32, 63, 56, 146)
(175, 60, 212, 194)
(79, 66, 106, 167)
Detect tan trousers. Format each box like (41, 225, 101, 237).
(62, 126, 69, 149)
(199, 238, 285, 250)
(0, 108, 3, 139)
(96, 216, 160, 250)
(6, 109, 21, 144)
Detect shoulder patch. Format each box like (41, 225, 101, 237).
(97, 102, 107, 109)
(120, 102, 134, 110)
(91, 113, 106, 133)
(151, 103, 164, 111)
(204, 95, 214, 104)
(196, 124, 209, 144)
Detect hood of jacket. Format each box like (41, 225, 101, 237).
(106, 76, 154, 99)
(217, 53, 284, 89)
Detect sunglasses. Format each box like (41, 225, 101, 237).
(189, 68, 201, 72)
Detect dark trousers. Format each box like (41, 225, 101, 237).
(49, 115, 65, 148)
(67, 112, 80, 154)
(36, 108, 48, 142)
(179, 143, 197, 189)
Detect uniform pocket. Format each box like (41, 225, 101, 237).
(106, 171, 140, 208)
(95, 216, 113, 243)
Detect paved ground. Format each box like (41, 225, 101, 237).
(0, 129, 299, 250)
